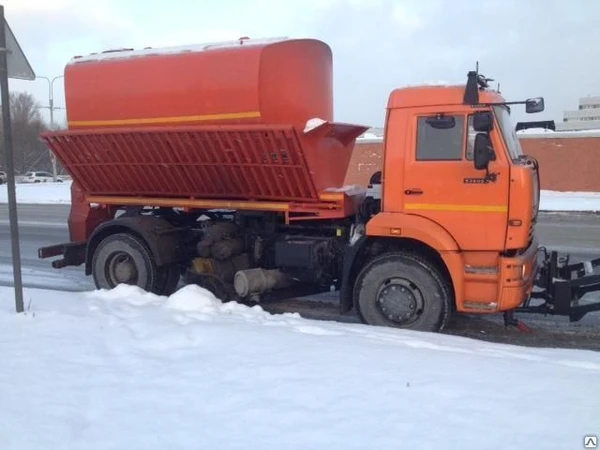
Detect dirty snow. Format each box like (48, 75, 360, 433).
(0, 283, 599, 450)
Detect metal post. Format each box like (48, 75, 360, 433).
(37, 75, 63, 180)
(49, 81, 57, 180)
(0, 4, 24, 313)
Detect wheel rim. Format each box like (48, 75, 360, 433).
(105, 251, 138, 286)
(375, 277, 424, 325)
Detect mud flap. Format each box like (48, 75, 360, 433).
(339, 235, 367, 314)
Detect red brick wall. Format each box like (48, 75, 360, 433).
(344, 136, 600, 192)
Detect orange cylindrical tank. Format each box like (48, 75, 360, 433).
(64, 37, 333, 130)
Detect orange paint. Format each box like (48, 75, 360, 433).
(85, 192, 357, 223)
(44, 37, 543, 320)
(370, 84, 539, 313)
(64, 38, 333, 131)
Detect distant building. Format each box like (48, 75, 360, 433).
(556, 96, 600, 131)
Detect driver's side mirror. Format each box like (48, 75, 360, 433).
(473, 133, 495, 170)
(526, 97, 544, 114)
(473, 111, 494, 132)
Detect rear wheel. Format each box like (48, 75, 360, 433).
(92, 232, 163, 294)
(353, 251, 452, 332)
(155, 264, 181, 296)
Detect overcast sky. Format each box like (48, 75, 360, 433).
(5, 0, 599, 129)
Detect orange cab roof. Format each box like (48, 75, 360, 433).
(387, 85, 506, 110)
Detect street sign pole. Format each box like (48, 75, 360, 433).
(0, 4, 36, 313)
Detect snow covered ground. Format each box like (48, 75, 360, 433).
(2, 181, 600, 212)
(0, 181, 72, 204)
(1, 283, 599, 449)
(516, 127, 600, 136)
(540, 190, 600, 212)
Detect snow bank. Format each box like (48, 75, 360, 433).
(399, 80, 459, 88)
(0, 180, 72, 204)
(540, 190, 600, 212)
(2, 180, 600, 213)
(1, 284, 599, 449)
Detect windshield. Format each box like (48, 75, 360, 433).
(493, 105, 523, 161)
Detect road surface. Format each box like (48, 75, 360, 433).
(1, 204, 600, 350)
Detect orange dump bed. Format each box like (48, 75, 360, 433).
(42, 37, 369, 216)
(41, 121, 367, 204)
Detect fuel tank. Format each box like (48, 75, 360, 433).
(64, 37, 333, 130)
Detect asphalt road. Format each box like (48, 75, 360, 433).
(1, 204, 600, 349)
(0, 205, 93, 292)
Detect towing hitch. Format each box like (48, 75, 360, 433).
(516, 248, 600, 321)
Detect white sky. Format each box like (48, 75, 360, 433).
(5, 0, 599, 128)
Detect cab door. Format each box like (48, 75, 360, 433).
(401, 110, 510, 251)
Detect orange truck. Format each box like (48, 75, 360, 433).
(38, 37, 600, 332)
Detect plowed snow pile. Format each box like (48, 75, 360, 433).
(1, 284, 599, 449)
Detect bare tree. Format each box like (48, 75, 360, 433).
(0, 91, 55, 174)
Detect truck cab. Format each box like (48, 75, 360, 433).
(348, 72, 545, 329)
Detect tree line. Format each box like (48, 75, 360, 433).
(0, 91, 65, 175)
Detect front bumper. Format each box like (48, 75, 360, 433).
(38, 241, 86, 268)
(497, 237, 540, 312)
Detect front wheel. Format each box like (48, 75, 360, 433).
(353, 251, 452, 332)
(92, 232, 163, 294)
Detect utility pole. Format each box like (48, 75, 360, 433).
(36, 75, 64, 181)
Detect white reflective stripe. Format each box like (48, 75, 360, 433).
(584, 261, 594, 274)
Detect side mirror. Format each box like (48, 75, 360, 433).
(473, 111, 494, 132)
(474, 133, 495, 170)
(526, 97, 544, 114)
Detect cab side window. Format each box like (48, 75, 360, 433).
(416, 115, 465, 161)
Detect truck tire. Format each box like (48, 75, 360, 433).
(91, 232, 162, 294)
(353, 251, 452, 332)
